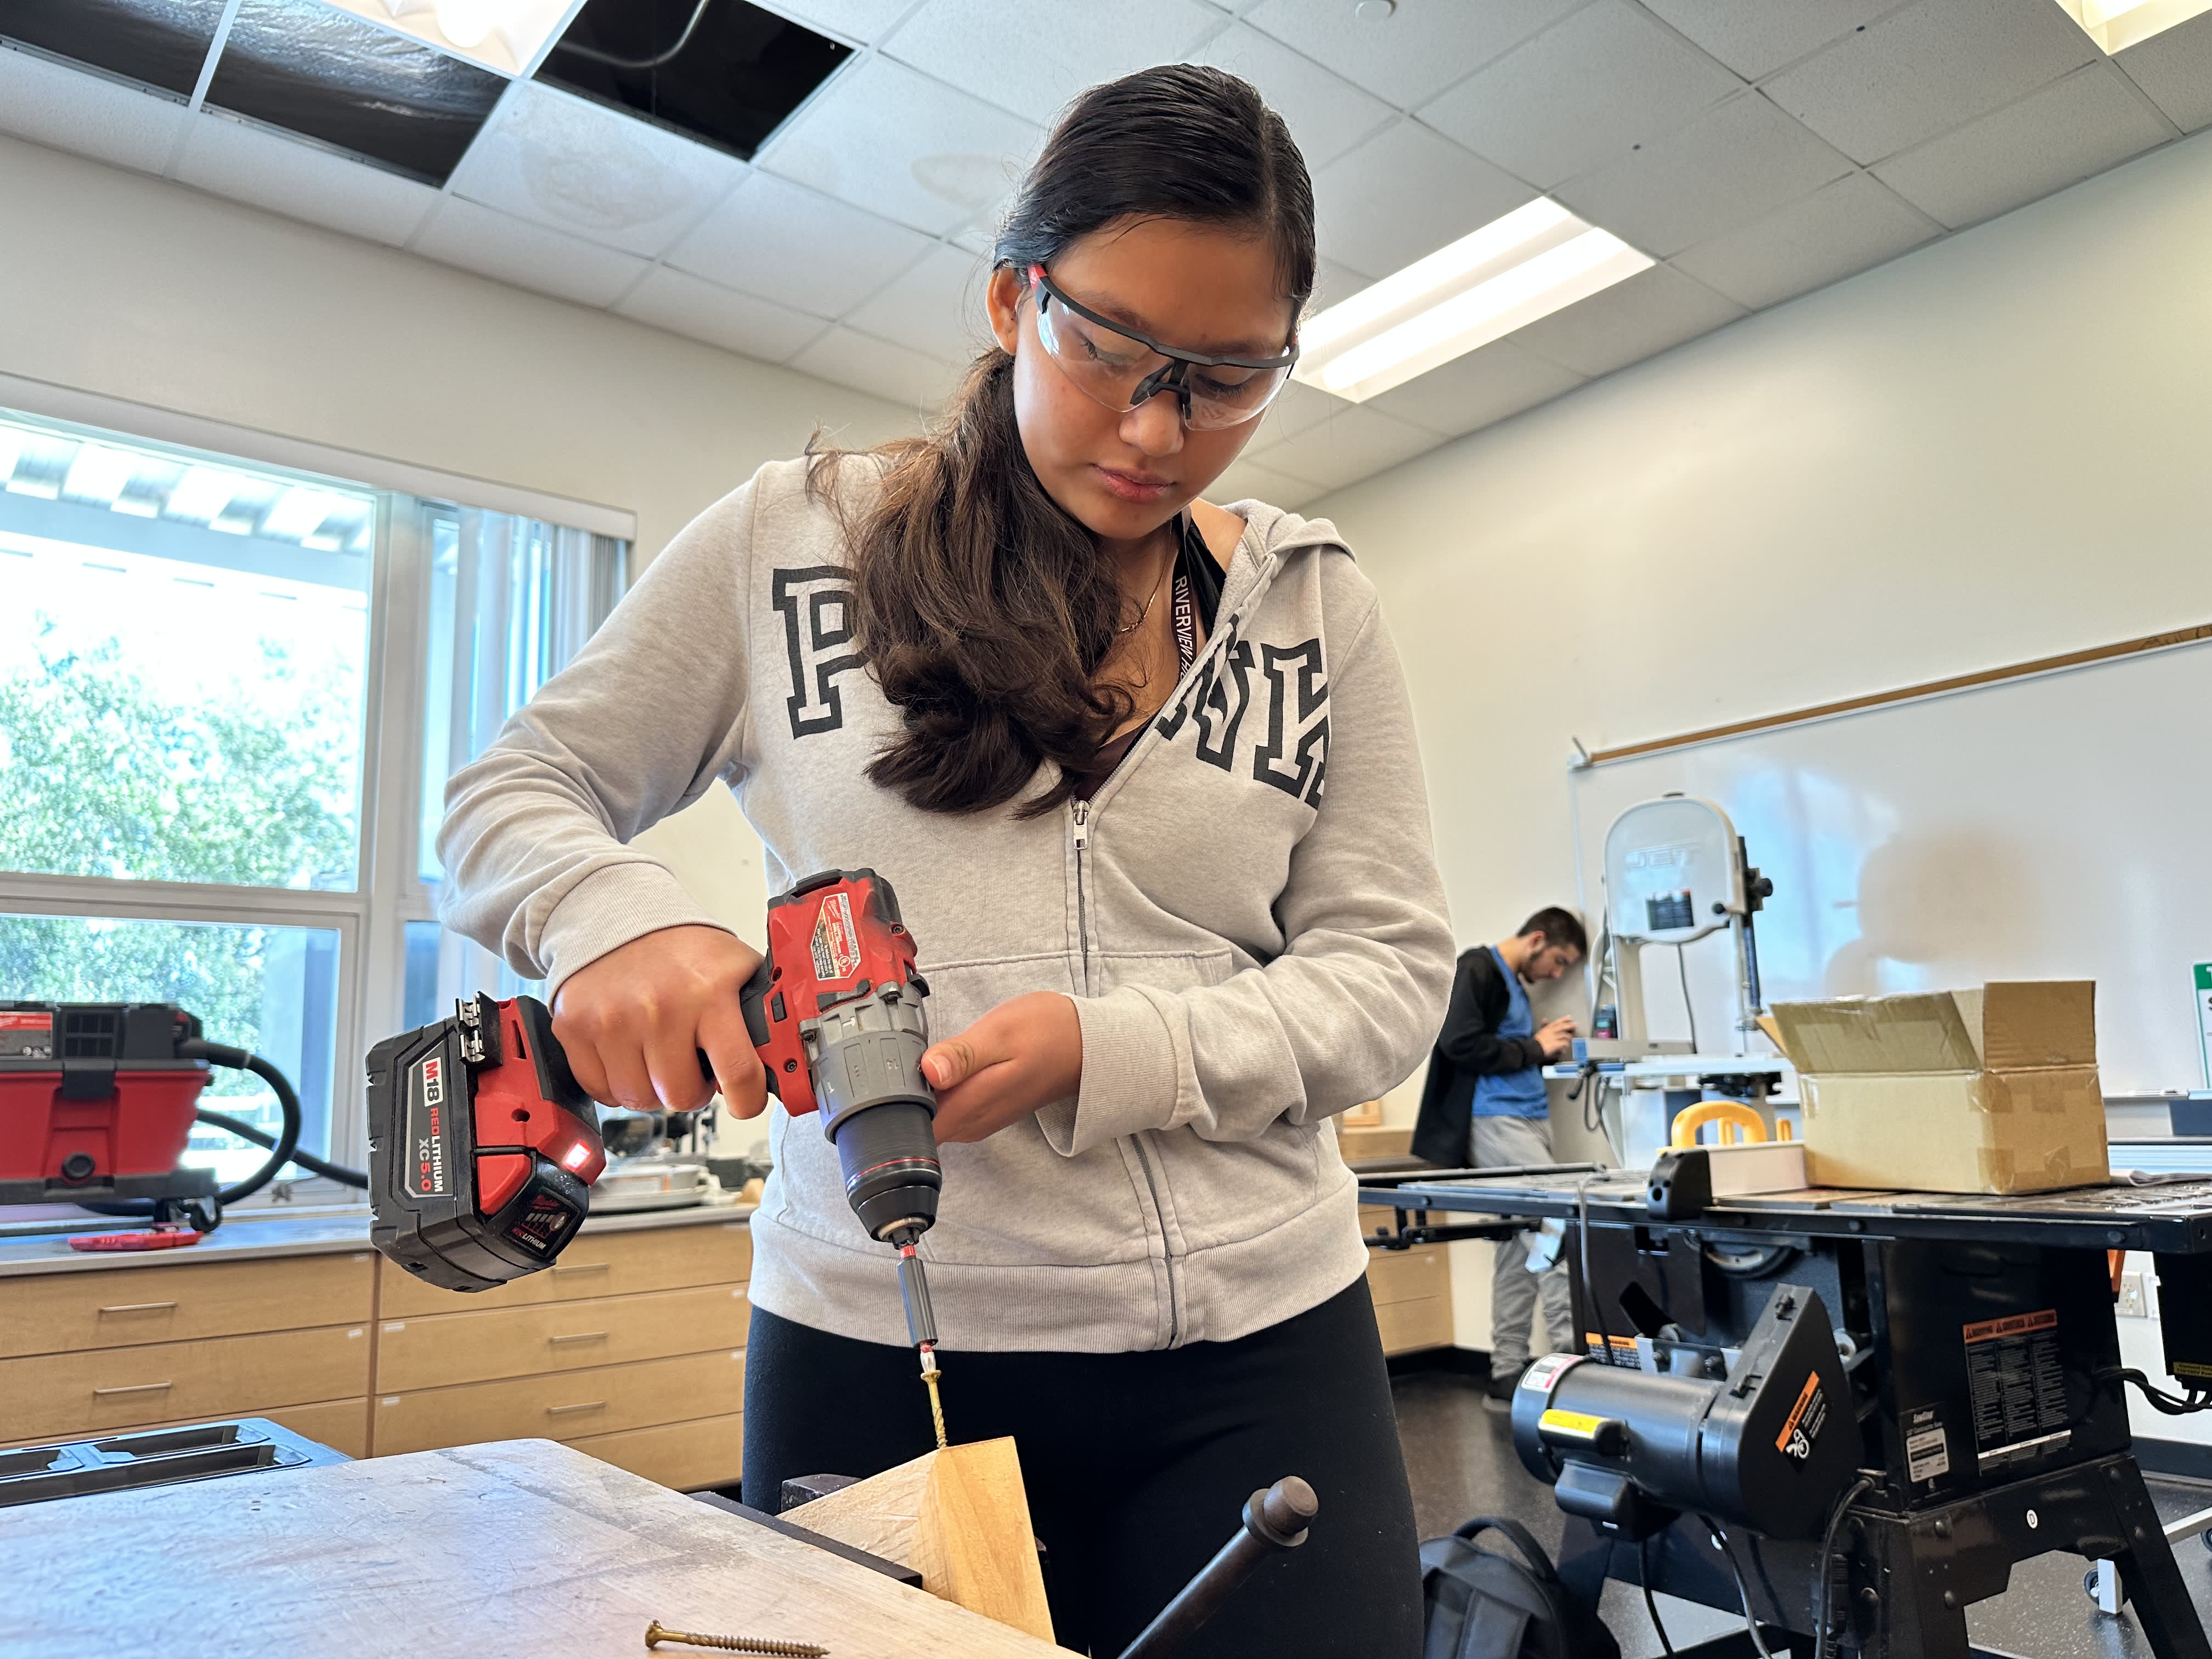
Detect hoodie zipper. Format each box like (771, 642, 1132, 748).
(1071, 798, 1091, 991)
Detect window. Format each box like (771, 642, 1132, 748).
(0, 399, 628, 1205)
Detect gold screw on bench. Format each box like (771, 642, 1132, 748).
(643, 1621, 828, 1657)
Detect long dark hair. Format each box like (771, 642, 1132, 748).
(811, 64, 1316, 817)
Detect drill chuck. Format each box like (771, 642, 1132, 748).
(812, 983, 941, 1243)
(832, 1099, 942, 1242)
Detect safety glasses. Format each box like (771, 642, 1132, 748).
(1026, 263, 1299, 431)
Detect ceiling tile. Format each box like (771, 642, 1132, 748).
(1255, 379, 1355, 447)
(2116, 12, 2212, 134)
(1872, 61, 2176, 231)
(0, 40, 188, 175)
(1420, 0, 1742, 190)
(1312, 119, 1535, 279)
(1554, 91, 1852, 256)
(174, 110, 441, 246)
(883, 0, 1223, 125)
(1507, 262, 1743, 378)
(1243, 403, 1443, 494)
(1365, 337, 1584, 437)
(1189, 24, 1394, 172)
(412, 195, 653, 308)
(670, 168, 934, 318)
(1762, 0, 2096, 166)
(743, 0, 916, 46)
(1242, 0, 1581, 108)
(446, 82, 742, 259)
(616, 266, 829, 363)
(1637, 0, 1898, 81)
(1669, 171, 1939, 309)
(842, 240, 994, 366)
(0, 0, 227, 99)
(1207, 453, 1323, 512)
(1310, 256, 1370, 310)
(759, 53, 1042, 235)
(792, 323, 965, 410)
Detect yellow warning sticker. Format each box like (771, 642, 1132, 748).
(1539, 1409, 1607, 1440)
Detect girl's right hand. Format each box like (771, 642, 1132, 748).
(550, 925, 771, 1119)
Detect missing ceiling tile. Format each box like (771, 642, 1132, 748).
(203, 0, 507, 186)
(538, 0, 852, 161)
(0, 0, 228, 98)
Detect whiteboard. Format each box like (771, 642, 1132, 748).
(1569, 639, 2212, 1094)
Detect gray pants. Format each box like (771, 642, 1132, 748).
(1475, 1113, 1576, 1373)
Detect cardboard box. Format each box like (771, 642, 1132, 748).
(1770, 981, 2109, 1195)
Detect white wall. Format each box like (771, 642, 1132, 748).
(1315, 125, 2212, 950)
(0, 133, 915, 935)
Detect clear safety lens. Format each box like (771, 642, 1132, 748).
(1034, 293, 1291, 431)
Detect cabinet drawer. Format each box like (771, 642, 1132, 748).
(1376, 1296, 1452, 1356)
(376, 1285, 751, 1392)
(373, 1347, 744, 1457)
(0, 1325, 373, 1440)
(1365, 1245, 1448, 1307)
(378, 1221, 751, 1319)
(0, 1397, 371, 1461)
(566, 1411, 743, 1492)
(0, 1252, 376, 1359)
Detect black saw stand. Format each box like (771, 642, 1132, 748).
(1361, 1167, 2212, 1659)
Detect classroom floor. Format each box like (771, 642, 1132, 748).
(1391, 1370, 2212, 1658)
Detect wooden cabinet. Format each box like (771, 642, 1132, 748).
(1360, 1206, 1454, 1357)
(0, 1252, 373, 1359)
(372, 1219, 752, 1492)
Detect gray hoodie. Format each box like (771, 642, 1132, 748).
(438, 456, 1454, 1353)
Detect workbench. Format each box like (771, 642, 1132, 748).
(0, 1436, 1064, 1657)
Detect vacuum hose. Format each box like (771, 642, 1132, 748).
(82, 1041, 368, 1221)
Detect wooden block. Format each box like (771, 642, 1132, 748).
(376, 1220, 751, 1318)
(1, 1252, 376, 1359)
(374, 1284, 751, 1391)
(795, 1438, 1055, 1645)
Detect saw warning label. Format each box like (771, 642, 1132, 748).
(1776, 1370, 1829, 1462)
(811, 890, 863, 983)
(1965, 1307, 2069, 1469)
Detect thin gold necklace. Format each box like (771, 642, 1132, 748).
(1116, 532, 1177, 636)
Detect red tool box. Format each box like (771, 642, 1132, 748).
(0, 1003, 215, 1204)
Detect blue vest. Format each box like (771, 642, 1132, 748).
(1471, 945, 1549, 1119)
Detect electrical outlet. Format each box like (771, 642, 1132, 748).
(2120, 1270, 2148, 1319)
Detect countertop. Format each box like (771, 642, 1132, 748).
(0, 1198, 753, 1277)
(0, 1438, 1062, 1658)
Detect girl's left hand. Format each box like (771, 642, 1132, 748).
(922, 991, 1084, 1142)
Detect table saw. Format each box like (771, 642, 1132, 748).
(1361, 1164, 2212, 1659)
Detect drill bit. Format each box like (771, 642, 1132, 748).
(919, 1343, 948, 1451)
(642, 1621, 826, 1656)
(896, 1240, 947, 1450)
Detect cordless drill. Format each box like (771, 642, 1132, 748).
(365, 870, 949, 1433)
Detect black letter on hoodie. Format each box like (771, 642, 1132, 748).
(1253, 639, 1329, 805)
(773, 567, 864, 739)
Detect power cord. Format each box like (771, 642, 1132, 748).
(1639, 1533, 1675, 1656)
(2113, 1367, 2212, 1415)
(1700, 1517, 1775, 1659)
(1813, 1475, 1877, 1659)
(1674, 944, 1699, 1053)
(1577, 1174, 1616, 1367)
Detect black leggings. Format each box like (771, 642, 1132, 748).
(742, 1277, 1423, 1658)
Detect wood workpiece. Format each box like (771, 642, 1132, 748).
(0, 1438, 1065, 1658)
(793, 1438, 1056, 1643)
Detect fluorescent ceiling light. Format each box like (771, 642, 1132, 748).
(1293, 199, 1652, 404)
(317, 0, 584, 75)
(61, 444, 138, 506)
(2052, 0, 2212, 50)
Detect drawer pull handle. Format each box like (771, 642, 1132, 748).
(92, 1383, 174, 1397)
(549, 1262, 610, 1276)
(549, 1331, 608, 1346)
(546, 1401, 606, 1417)
(97, 1302, 179, 1315)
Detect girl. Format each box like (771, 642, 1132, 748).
(440, 63, 1453, 1657)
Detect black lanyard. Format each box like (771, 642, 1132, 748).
(1169, 514, 1223, 674)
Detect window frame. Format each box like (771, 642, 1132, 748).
(0, 374, 635, 1206)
